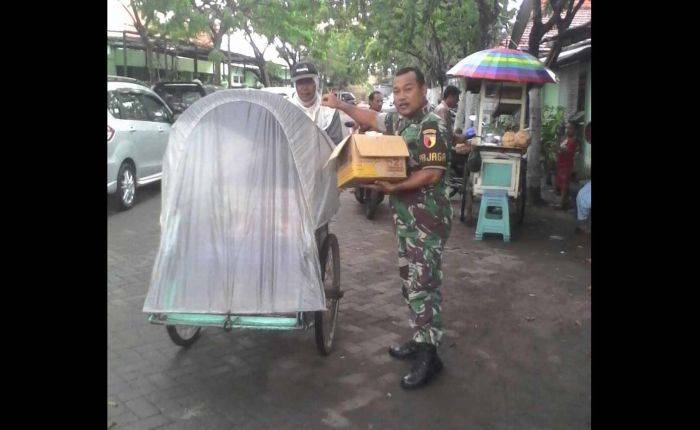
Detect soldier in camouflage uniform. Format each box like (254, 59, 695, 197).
(322, 67, 452, 389)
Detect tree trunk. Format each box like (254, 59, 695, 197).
(173, 47, 179, 80)
(227, 33, 232, 88)
(248, 63, 269, 87)
(263, 62, 270, 86)
(156, 50, 162, 81)
(122, 31, 128, 77)
(244, 29, 270, 87)
(526, 87, 546, 205)
(193, 47, 198, 79)
(146, 44, 155, 83)
(212, 34, 224, 85)
(212, 37, 223, 86)
(213, 61, 221, 85)
(475, 0, 500, 49)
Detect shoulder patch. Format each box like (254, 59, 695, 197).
(422, 128, 437, 148)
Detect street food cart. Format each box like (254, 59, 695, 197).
(143, 90, 343, 355)
(446, 48, 556, 228)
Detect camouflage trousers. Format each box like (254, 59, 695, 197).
(397, 232, 447, 347)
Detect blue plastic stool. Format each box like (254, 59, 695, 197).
(475, 190, 510, 242)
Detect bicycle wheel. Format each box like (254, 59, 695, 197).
(315, 233, 342, 356)
(166, 325, 202, 348)
(448, 180, 462, 198)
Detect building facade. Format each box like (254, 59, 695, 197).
(107, 30, 290, 89)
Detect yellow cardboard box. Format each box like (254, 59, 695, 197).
(327, 132, 409, 188)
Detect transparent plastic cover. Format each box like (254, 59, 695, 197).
(143, 90, 340, 315)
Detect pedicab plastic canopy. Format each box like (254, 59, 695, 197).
(143, 90, 340, 315)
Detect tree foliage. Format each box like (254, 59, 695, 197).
(125, 0, 517, 88)
(329, 0, 514, 87)
(524, 0, 586, 203)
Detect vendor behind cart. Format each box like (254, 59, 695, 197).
(322, 67, 452, 390)
(289, 62, 345, 145)
(432, 85, 463, 148)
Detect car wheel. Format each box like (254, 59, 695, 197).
(116, 162, 136, 211)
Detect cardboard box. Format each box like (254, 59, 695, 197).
(327, 133, 409, 188)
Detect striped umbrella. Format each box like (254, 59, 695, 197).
(447, 48, 556, 85)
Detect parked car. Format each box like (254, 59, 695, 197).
(152, 81, 207, 119)
(108, 75, 150, 88)
(108, 80, 174, 210)
(202, 84, 226, 94)
(382, 95, 395, 113)
(260, 86, 296, 99)
(338, 91, 357, 105)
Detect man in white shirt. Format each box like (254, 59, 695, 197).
(288, 62, 344, 145)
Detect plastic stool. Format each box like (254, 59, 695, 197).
(475, 190, 510, 242)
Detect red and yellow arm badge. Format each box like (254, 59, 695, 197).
(422, 128, 437, 148)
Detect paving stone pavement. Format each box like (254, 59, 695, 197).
(108, 183, 591, 430)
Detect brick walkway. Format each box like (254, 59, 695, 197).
(108, 184, 591, 430)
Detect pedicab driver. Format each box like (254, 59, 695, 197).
(322, 67, 452, 390)
(289, 62, 345, 145)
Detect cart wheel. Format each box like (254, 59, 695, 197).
(353, 187, 365, 204)
(364, 191, 383, 220)
(448, 180, 461, 198)
(315, 233, 341, 356)
(166, 325, 201, 348)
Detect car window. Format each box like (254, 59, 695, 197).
(181, 90, 202, 106)
(138, 94, 172, 123)
(156, 88, 202, 113)
(107, 91, 122, 119)
(114, 91, 148, 121)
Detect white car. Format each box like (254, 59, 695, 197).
(260, 86, 296, 99)
(382, 94, 395, 112)
(107, 78, 174, 210)
(338, 91, 357, 105)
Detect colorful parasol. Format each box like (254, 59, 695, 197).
(447, 48, 556, 85)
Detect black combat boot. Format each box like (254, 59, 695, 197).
(388, 340, 422, 360)
(400, 344, 443, 389)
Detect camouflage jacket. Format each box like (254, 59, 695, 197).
(376, 104, 453, 240)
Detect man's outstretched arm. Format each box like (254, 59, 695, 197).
(322, 93, 380, 131)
